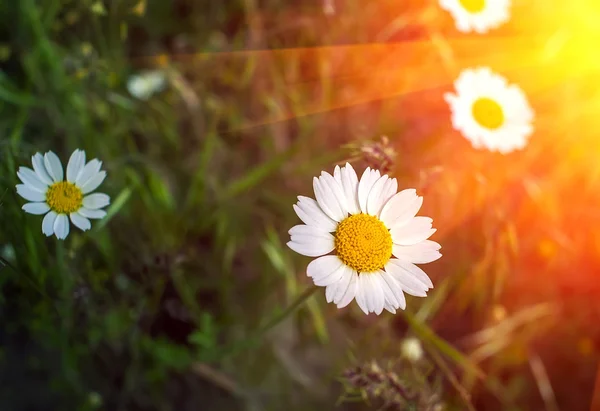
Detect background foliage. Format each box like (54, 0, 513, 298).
(1, 0, 600, 410)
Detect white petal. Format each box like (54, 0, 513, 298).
(385, 259, 432, 297)
(76, 159, 102, 187)
(44, 151, 64, 182)
(293, 196, 337, 232)
(391, 217, 436, 246)
(70, 212, 91, 231)
(332, 267, 353, 304)
(53, 213, 70, 240)
(392, 240, 442, 264)
(77, 207, 107, 219)
(22, 202, 50, 215)
(287, 238, 334, 257)
(289, 228, 334, 245)
(366, 175, 389, 216)
(81, 171, 107, 194)
(82, 193, 110, 209)
(366, 274, 385, 315)
(380, 271, 407, 310)
(340, 163, 360, 214)
(354, 275, 370, 314)
(66, 149, 86, 183)
(381, 178, 398, 208)
(310, 258, 347, 287)
(376, 270, 400, 308)
(313, 174, 347, 222)
(325, 283, 336, 303)
(357, 167, 378, 213)
(384, 302, 397, 314)
(17, 167, 48, 192)
(379, 189, 423, 228)
(337, 271, 358, 308)
(16, 184, 46, 202)
(289, 224, 332, 238)
(42, 211, 58, 236)
(32, 153, 54, 185)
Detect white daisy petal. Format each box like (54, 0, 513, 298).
(313, 262, 347, 287)
(77, 207, 107, 219)
(385, 259, 432, 296)
(289, 224, 332, 238)
(389, 259, 434, 289)
(66, 149, 86, 183)
(42, 211, 58, 236)
(384, 302, 397, 314)
(76, 159, 103, 187)
(17, 167, 48, 192)
(22, 202, 50, 215)
(70, 212, 91, 232)
(337, 271, 358, 308)
(381, 178, 398, 209)
(380, 189, 423, 228)
(43, 151, 64, 182)
(340, 163, 360, 214)
(391, 217, 436, 245)
(366, 274, 386, 315)
(294, 196, 337, 232)
(32, 153, 54, 185)
(313, 174, 346, 222)
(380, 271, 407, 310)
(81, 170, 107, 194)
(332, 267, 353, 304)
(305, 255, 342, 285)
(366, 175, 389, 216)
(393, 240, 442, 264)
(82, 193, 110, 209)
(354, 275, 370, 314)
(287, 237, 334, 257)
(53, 213, 70, 240)
(357, 167, 380, 213)
(16, 184, 46, 202)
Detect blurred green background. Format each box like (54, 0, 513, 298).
(2, 0, 600, 410)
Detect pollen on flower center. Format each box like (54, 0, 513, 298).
(471, 97, 504, 129)
(334, 214, 393, 273)
(46, 181, 83, 214)
(458, 0, 485, 13)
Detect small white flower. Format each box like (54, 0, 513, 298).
(287, 163, 441, 315)
(401, 337, 424, 362)
(127, 70, 166, 100)
(439, 0, 510, 33)
(445, 67, 534, 154)
(16, 149, 110, 240)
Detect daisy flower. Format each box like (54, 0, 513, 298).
(439, 0, 510, 34)
(16, 149, 110, 240)
(287, 163, 441, 315)
(444, 67, 534, 154)
(127, 70, 167, 100)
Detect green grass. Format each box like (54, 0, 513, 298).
(2, 1, 600, 411)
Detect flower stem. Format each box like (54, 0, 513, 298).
(221, 285, 319, 359)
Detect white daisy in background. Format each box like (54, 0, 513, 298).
(287, 163, 441, 315)
(444, 67, 534, 154)
(16, 149, 110, 240)
(439, 0, 510, 34)
(127, 70, 167, 100)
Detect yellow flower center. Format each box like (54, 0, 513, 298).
(458, 0, 485, 13)
(334, 214, 393, 273)
(46, 181, 83, 214)
(471, 97, 504, 130)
